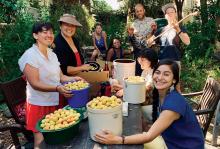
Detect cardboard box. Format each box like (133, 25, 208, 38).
(96, 59, 113, 70)
(77, 71, 109, 97)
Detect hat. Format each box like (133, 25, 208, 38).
(162, 3, 177, 14)
(58, 14, 82, 27)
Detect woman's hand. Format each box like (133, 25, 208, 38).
(112, 83, 122, 91)
(171, 19, 181, 33)
(56, 85, 73, 98)
(95, 130, 122, 144)
(127, 26, 134, 36)
(72, 76, 84, 81)
(146, 35, 155, 47)
(80, 64, 91, 71)
(116, 89, 123, 97)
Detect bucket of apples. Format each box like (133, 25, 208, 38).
(36, 106, 82, 144)
(63, 80, 90, 108)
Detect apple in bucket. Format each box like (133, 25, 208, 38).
(63, 81, 90, 108)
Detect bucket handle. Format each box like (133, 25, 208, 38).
(124, 77, 128, 88)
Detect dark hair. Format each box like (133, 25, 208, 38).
(153, 59, 179, 87)
(32, 22, 53, 34)
(108, 37, 121, 50)
(152, 59, 180, 122)
(95, 22, 102, 28)
(137, 49, 158, 69)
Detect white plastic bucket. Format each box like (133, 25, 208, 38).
(113, 59, 135, 85)
(123, 78, 146, 104)
(87, 104, 122, 141)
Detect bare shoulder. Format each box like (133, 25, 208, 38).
(108, 48, 114, 53)
(102, 31, 107, 36)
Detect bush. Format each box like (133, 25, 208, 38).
(0, 1, 34, 82)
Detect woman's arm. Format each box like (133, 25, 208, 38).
(106, 48, 114, 62)
(67, 64, 90, 75)
(95, 110, 180, 144)
(60, 70, 83, 83)
(92, 32, 99, 50)
(174, 24, 190, 45)
(178, 32, 190, 45)
(23, 64, 72, 97)
(24, 64, 57, 92)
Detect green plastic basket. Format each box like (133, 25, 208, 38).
(36, 106, 82, 145)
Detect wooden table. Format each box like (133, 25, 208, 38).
(40, 104, 144, 149)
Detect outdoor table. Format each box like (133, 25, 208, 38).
(39, 104, 144, 149)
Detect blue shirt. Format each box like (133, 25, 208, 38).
(95, 33, 106, 54)
(160, 90, 204, 149)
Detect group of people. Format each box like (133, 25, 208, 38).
(90, 22, 125, 62)
(17, 2, 204, 149)
(95, 3, 204, 149)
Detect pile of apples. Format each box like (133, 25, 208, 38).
(87, 96, 122, 110)
(40, 109, 80, 131)
(64, 81, 89, 90)
(126, 76, 145, 83)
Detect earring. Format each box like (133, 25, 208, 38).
(169, 84, 175, 92)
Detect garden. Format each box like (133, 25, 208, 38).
(0, 0, 220, 147)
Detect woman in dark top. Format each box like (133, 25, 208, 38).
(106, 38, 124, 62)
(53, 14, 90, 75)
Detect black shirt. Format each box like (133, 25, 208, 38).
(53, 33, 84, 75)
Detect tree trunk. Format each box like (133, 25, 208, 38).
(175, 0, 184, 20)
(200, 0, 208, 35)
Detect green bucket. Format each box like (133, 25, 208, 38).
(36, 106, 82, 145)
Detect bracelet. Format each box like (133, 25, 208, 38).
(122, 135, 125, 144)
(177, 31, 182, 35)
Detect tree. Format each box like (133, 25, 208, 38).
(175, 0, 184, 20)
(0, 0, 17, 23)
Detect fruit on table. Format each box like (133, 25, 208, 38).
(40, 108, 80, 131)
(90, 65, 96, 70)
(64, 81, 89, 90)
(87, 96, 122, 110)
(126, 76, 145, 83)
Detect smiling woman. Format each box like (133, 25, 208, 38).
(18, 22, 82, 148)
(53, 14, 91, 76)
(94, 59, 204, 149)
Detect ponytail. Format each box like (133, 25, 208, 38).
(152, 88, 159, 122)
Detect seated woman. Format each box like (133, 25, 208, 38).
(95, 59, 204, 149)
(53, 14, 90, 75)
(106, 38, 124, 62)
(90, 22, 108, 61)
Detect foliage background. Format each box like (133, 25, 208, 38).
(0, 0, 219, 97)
